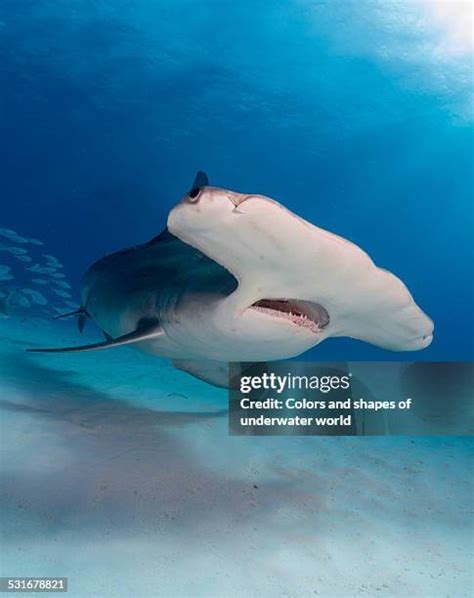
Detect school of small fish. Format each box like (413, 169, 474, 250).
(0, 227, 78, 319)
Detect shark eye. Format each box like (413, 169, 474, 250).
(188, 187, 201, 202)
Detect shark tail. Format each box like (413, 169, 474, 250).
(53, 308, 84, 320)
(53, 307, 88, 333)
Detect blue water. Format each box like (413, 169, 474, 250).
(1, 0, 473, 360)
(0, 2, 473, 597)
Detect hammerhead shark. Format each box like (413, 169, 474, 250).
(29, 173, 433, 386)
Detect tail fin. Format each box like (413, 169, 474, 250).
(78, 313, 87, 333)
(53, 308, 83, 320)
(53, 307, 88, 333)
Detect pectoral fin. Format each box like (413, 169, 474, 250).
(28, 322, 163, 353)
(172, 359, 230, 388)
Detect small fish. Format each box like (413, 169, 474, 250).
(0, 246, 28, 255)
(15, 255, 32, 262)
(0, 228, 17, 238)
(27, 264, 56, 274)
(41, 268, 57, 274)
(0, 228, 27, 244)
(28, 238, 44, 246)
(64, 300, 81, 309)
(21, 288, 48, 306)
(50, 272, 65, 279)
(52, 280, 71, 289)
(43, 253, 63, 268)
(52, 288, 71, 299)
(15, 293, 31, 308)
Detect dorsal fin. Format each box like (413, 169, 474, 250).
(27, 321, 163, 354)
(190, 171, 209, 192)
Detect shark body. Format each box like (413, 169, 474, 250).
(29, 174, 434, 386)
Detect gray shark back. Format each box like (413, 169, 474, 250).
(82, 228, 237, 321)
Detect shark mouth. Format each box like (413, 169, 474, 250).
(249, 299, 330, 334)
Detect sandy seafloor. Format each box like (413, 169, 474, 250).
(0, 318, 472, 598)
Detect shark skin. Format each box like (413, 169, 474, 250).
(29, 175, 434, 387)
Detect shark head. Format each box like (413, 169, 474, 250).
(163, 185, 333, 361)
(167, 181, 433, 360)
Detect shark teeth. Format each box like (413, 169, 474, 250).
(250, 301, 322, 334)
